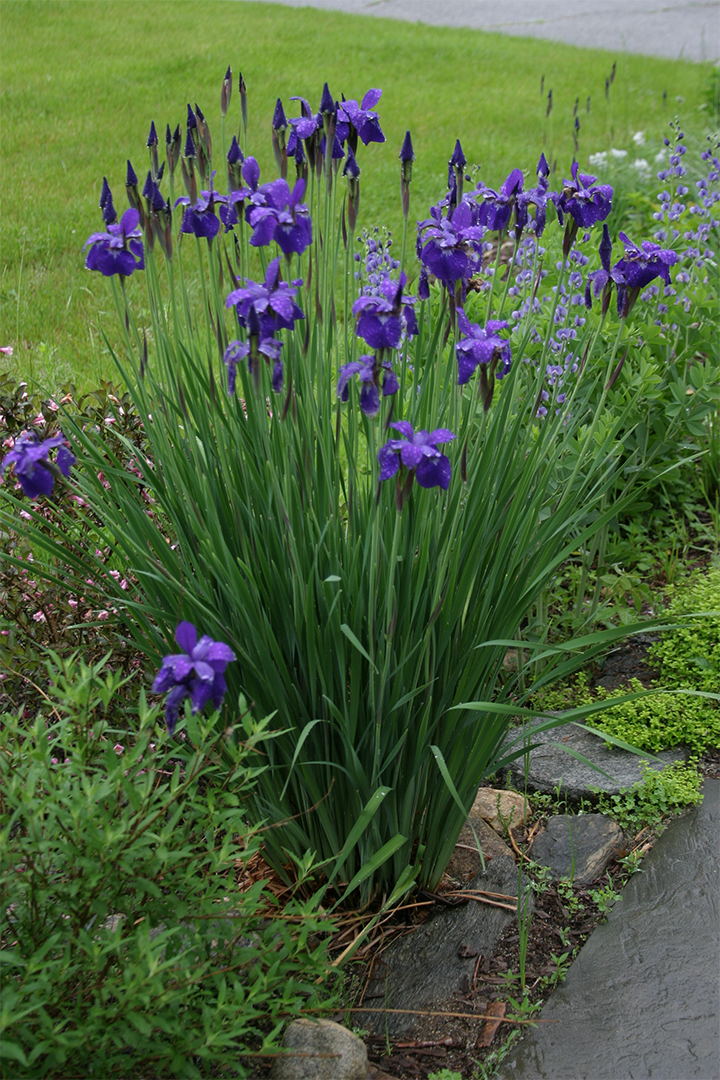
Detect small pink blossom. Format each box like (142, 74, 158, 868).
(20, 510, 32, 521)
(33, 413, 45, 426)
(32, 611, 46, 623)
(114, 743, 124, 755)
(47, 400, 59, 412)
(0, 346, 13, 357)
(68, 598, 78, 609)
(97, 610, 109, 620)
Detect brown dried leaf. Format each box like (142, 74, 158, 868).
(476, 1000, 507, 1048)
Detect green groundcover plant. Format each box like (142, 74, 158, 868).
(0, 653, 338, 1079)
(2, 70, 718, 903)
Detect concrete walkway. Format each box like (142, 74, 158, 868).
(497, 778, 720, 1080)
(239, 0, 720, 61)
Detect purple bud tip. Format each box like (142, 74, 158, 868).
(400, 130, 414, 163)
(186, 103, 197, 129)
(537, 152, 549, 177)
(185, 130, 196, 158)
(343, 146, 360, 180)
(195, 102, 205, 122)
(156, 161, 165, 182)
(173, 123, 181, 144)
(238, 73, 246, 93)
(227, 136, 243, 165)
(450, 139, 466, 169)
(126, 160, 138, 187)
(143, 171, 155, 200)
(165, 123, 172, 145)
(273, 97, 287, 130)
(320, 82, 335, 115)
(100, 176, 111, 208)
(147, 121, 157, 148)
(224, 65, 232, 82)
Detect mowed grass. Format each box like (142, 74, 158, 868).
(0, 0, 712, 392)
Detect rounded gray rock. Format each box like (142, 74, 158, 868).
(269, 1018, 368, 1080)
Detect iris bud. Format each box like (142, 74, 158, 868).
(221, 65, 232, 119)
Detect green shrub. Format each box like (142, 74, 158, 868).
(592, 566, 720, 755)
(0, 654, 337, 1079)
(650, 566, 720, 697)
(595, 760, 703, 831)
(594, 677, 717, 755)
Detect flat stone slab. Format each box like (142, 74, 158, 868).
(445, 814, 515, 883)
(501, 718, 686, 800)
(359, 856, 521, 1037)
(531, 814, 624, 884)
(473, 787, 529, 834)
(497, 779, 720, 1080)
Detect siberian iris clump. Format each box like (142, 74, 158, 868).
(11, 71, 711, 905)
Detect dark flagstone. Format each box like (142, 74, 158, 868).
(497, 779, 720, 1080)
(531, 814, 624, 884)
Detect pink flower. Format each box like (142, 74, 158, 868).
(33, 414, 45, 426)
(113, 743, 124, 755)
(0, 346, 13, 356)
(32, 611, 46, 623)
(20, 510, 32, 521)
(68, 598, 78, 608)
(97, 610, 109, 620)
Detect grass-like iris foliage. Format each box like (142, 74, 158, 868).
(3, 73, 718, 905)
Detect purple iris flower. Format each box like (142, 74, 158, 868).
(337, 354, 399, 417)
(613, 231, 679, 290)
(1, 431, 75, 499)
(585, 224, 626, 314)
(337, 89, 385, 153)
(417, 201, 484, 290)
(455, 309, 512, 385)
(613, 231, 679, 317)
(84, 208, 145, 277)
(220, 156, 260, 231)
(247, 178, 312, 256)
(553, 162, 613, 229)
(152, 621, 236, 736)
(288, 96, 322, 171)
(517, 154, 551, 237)
(378, 422, 455, 491)
(352, 272, 418, 351)
(476, 168, 524, 233)
(174, 171, 226, 240)
(225, 257, 305, 338)
(223, 331, 284, 395)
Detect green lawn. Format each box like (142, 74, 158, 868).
(0, 0, 712, 391)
